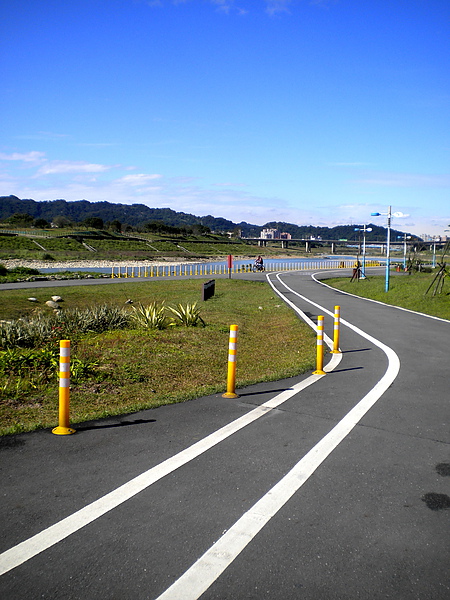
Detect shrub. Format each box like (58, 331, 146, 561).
(131, 302, 167, 329)
(9, 266, 40, 275)
(167, 302, 205, 327)
(0, 305, 131, 349)
(56, 305, 131, 334)
(0, 315, 54, 349)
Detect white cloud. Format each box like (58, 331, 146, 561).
(3, 169, 448, 236)
(2, 148, 448, 237)
(36, 161, 113, 176)
(115, 173, 162, 185)
(264, 0, 293, 16)
(0, 151, 46, 163)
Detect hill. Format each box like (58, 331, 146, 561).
(0, 195, 418, 241)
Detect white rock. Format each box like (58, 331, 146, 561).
(27, 297, 38, 302)
(51, 295, 63, 302)
(45, 300, 60, 309)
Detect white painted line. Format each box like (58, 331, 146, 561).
(0, 353, 340, 577)
(154, 273, 400, 600)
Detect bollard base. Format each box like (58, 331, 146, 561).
(222, 392, 239, 398)
(312, 370, 326, 375)
(330, 350, 341, 354)
(52, 426, 76, 435)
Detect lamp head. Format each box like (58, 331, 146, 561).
(371, 212, 381, 216)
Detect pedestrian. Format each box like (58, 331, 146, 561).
(350, 259, 361, 282)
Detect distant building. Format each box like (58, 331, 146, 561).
(260, 228, 291, 240)
(260, 228, 280, 239)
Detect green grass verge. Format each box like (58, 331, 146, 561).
(324, 271, 450, 320)
(0, 279, 316, 435)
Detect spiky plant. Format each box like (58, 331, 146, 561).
(58, 305, 130, 333)
(167, 302, 205, 327)
(130, 302, 167, 329)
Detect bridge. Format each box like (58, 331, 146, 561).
(242, 237, 446, 253)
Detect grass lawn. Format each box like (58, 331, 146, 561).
(0, 279, 316, 435)
(324, 270, 450, 320)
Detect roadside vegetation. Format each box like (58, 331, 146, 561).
(0, 264, 105, 284)
(324, 270, 450, 320)
(0, 279, 316, 436)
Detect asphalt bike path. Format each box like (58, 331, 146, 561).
(0, 269, 448, 599)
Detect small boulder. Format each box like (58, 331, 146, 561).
(45, 300, 60, 309)
(51, 295, 63, 302)
(27, 297, 38, 302)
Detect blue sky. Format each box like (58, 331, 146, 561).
(1, 0, 449, 236)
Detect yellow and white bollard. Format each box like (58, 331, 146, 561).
(52, 340, 76, 435)
(222, 325, 239, 398)
(312, 316, 327, 375)
(331, 305, 341, 354)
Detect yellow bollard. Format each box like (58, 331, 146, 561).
(312, 316, 327, 375)
(222, 325, 239, 398)
(52, 340, 76, 435)
(331, 305, 341, 354)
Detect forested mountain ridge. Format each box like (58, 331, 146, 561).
(0, 195, 418, 241)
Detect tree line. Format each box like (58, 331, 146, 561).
(0, 195, 419, 241)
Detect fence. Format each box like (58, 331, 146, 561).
(110, 260, 381, 278)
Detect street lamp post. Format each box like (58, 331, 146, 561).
(354, 225, 372, 279)
(397, 233, 411, 270)
(371, 205, 392, 292)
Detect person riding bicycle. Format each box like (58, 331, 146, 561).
(254, 255, 264, 271)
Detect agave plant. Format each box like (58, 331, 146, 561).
(130, 302, 167, 329)
(167, 302, 205, 327)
